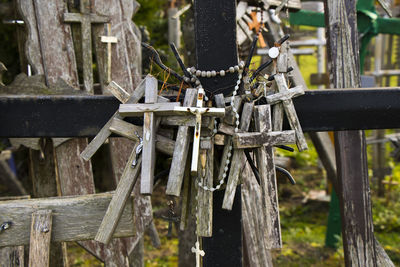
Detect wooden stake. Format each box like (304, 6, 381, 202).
(101, 23, 118, 83)
(167, 89, 198, 196)
(141, 81, 158, 194)
(29, 210, 53, 267)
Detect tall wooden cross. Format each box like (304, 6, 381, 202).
(63, 0, 109, 93)
(233, 104, 296, 248)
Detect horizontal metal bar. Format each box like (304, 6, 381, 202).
(1, 88, 400, 137)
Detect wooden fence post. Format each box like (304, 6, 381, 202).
(29, 210, 53, 267)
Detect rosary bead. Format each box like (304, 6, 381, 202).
(220, 70, 225, 76)
(268, 46, 280, 59)
(190, 67, 196, 73)
(222, 173, 227, 178)
(235, 113, 239, 119)
(191, 77, 196, 82)
(236, 79, 241, 85)
(210, 188, 215, 192)
(211, 70, 216, 77)
(229, 66, 235, 73)
(201, 71, 206, 77)
(226, 159, 230, 164)
(206, 71, 211, 78)
(234, 65, 240, 72)
(239, 61, 245, 69)
(184, 77, 190, 83)
(215, 185, 221, 190)
(195, 80, 201, 85)
(227, 152, 231, 157)
(187, 68, 191, 73)
(196, 70, 201, 76)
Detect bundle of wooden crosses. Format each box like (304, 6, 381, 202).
(79, 33, 308, 266)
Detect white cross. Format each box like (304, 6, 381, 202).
(191, 240, 205, 267)
(101, 23, 118, 83)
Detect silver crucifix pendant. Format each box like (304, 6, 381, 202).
(132, 131, 143, 167)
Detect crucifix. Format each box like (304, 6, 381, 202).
(63, 0, 109, 93)
(161, 200, 180, 239)
(246, 11, 267, 48)
(266, 73, 308, 151)
(191, 239, 205, 267)
(233, 104, 295, 248)
(101, 23, 118, 84)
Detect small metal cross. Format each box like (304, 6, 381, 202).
(191, 238, 205, 267)
(161, 200, 179, 239)
(131, 131, 143, 167)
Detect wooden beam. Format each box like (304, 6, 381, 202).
(29, 210, 53, 267)
(119, 102, 181, 116)
(0, 193, 135, 247)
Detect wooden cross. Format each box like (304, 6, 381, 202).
(233, 105, 295, 248)
(101, 24, 118, 83)
(266, 73, 308, 151)
(247, 11, 266, 48)
(120, 88, 225, 176)
(63, 0, 109, 93)
(191, 240, 205, 267)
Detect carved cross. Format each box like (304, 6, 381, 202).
(63, 0, 109, 93)
(191, 240, 205, 267)
(247, 11, 266, 48)
(266, 73, 308, 151)
(101, 24, 118, 83)
(234, 104, 295, 249)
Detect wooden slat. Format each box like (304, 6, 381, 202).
(0, 193, 135, 247)
(222, 102, 254, 210)
(241, 164, 273, 267)
(29, 210, 53, 267)
(119, 102, 181, 116)
(197, 144, 213, 237)
(141, 81, 158, 194)
(166, 89, 197, 196)
(233, 130, 296, 149)
(109, 117, 175, 156)
(107, 81, 131, 103)
(95, 151, 141, 244)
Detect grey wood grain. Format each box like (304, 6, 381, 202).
(166, 89, 197, 196)
(0, 193, 135, 247)
(29, 210, 52, 267)
(325, 0, 384, 265)
(141, 81, 158, 195)
(241, 164, 273, 267)
(107, 81, 131, 103)
(197, 145, 213, 237)
(233, 130, 296, 149)
(222, 102, 254, 210)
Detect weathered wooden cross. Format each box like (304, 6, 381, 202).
(234, 104, 295, 248)
(266, 73, 307, 151)
(63, 0, 109, 92)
